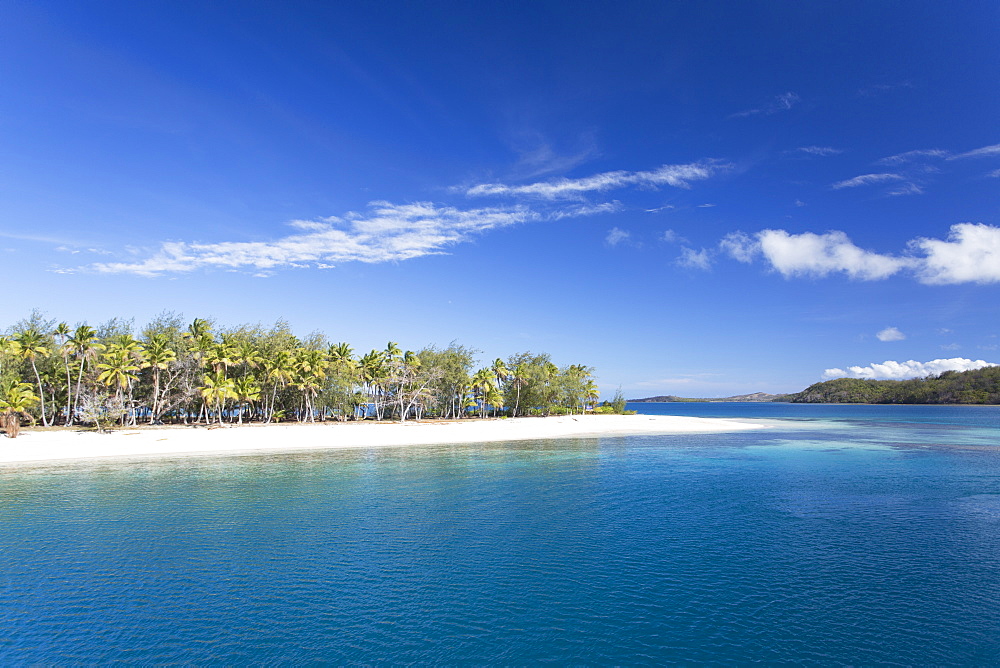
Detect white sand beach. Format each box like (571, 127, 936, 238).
(0, 414, 764, 466)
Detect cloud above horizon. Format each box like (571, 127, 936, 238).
(464, 161, 726, 199)
(823, 357, 997, 380)
(876, 327, 906, 342)
(730, 92, 800, 118)
(88, 201, 536, 277)
(721, 223, 1000, 285)
(831, 173, 904, 189)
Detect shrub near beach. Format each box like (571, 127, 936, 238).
(0, 311, 601, 435)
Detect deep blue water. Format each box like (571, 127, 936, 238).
(2, 403, 999, 664)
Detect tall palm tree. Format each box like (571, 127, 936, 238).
(471, 368, 496, 419)
(144, 334, 177, 423)
(263, 350, 294, 423)
(491, 358, 509, 393)
(67, 325, 100, 425)
(97, 349, 142, 425)
(360, 350, 387, 419)
(232, 375, 260, 424)
(53, 323, 72, 425)
(14, 329, 51, 426)
(584, 380, 600, 412)
(200, 371, 236, 425)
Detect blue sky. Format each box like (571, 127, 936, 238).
(2, 1, 998, 397)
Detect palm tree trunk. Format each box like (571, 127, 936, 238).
(30, 361, 49, 427)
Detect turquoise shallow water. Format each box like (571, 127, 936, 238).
(2, 403, 999, 664)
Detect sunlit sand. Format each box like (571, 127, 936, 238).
(0, 414, 764, 466)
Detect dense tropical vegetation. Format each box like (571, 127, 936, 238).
(781, 367, 1000, 404)
(0, 311, 603, 436)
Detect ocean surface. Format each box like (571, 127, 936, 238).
(2, 403, 999, 664)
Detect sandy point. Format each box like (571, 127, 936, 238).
(0, 414, 765, 467)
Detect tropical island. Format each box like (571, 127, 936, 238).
(0, 311, 764, 462)
(631, 366, 1000, 405)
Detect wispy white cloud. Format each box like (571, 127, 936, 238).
(89, 201, 535, 277)
(464, 161, 726, 199)
(876, 326, 906, 342)
(549, 201, 622, 220)
(887, 182, 923, 196)
(831, 173, 904, 189)
(676, 247, 712, 270)
(940, 343, 961, 351)
(988, 168, 1000, 178)
(730, 92, 800, 118)
(720, 223, 1000, 285)
(912, 223, 1000, 284)
(857, 81, 913, 97)
(948, 143, 1000, 160)
(876, 149, 948, 165)
(822, 358, 997, 380)
(696, 203, 716, 208)
(792, 146, 842, 157)
(605, 227, 631, 247)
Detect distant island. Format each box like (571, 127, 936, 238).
(633, 366, 1000, 405)
(630, 392, 779, 403)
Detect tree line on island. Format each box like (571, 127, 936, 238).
(0, 310, 621, 437)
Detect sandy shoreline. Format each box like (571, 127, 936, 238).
(0, 414, 765, 467)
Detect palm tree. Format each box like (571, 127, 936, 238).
(53, 323, 73, 425)
(491, 358, 509, 393)
(263, 350, 294, 423)
(200, 371, 236, 425)
(360, 350, 387, 419)
(232, 375, 260, 424)
(14, 329, 51, 426)
(0, 379, 39, 438)
(144, 334, 177, 423)
(584, 380, 600, 412)
(96, 348, 142, 425)
(471, 368, 496, 419)
(67, 325, 100, 425)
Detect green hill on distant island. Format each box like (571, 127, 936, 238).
(630, 392, 779, 403)
(781, 366, 1000, 404)
(633, 367, 1000, 404)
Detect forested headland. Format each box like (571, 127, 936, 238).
(0, 311, 602, 436)
(779, 367, 1000, 404)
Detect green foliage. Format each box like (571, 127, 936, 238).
(610, 387, 627, 414)
(786, 367, 1000, 404)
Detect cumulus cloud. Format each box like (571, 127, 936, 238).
(719, 231, 758, 263)
(755, 229, 911, 280)
(464, 161, 725, 199)
(948, 143, 1000, 160)
(676, 247, 712, 270)
(91, 201, 535, 277)
(912, 223, 1000, 284)
(720, 223, 1000, 285)
(876, 327, 906, 342)
(831, 173, 905, 189)
(822, 358, 997, 380)
(605, 227, 631, 247)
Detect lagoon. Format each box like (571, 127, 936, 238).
(2, 403, 999, 663)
